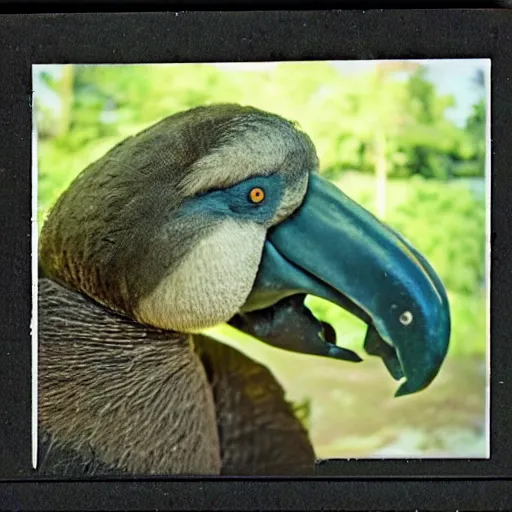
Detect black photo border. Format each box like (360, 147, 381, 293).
(0, 9, 511, 511)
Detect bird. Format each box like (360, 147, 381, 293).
(37, 103, 451, 477)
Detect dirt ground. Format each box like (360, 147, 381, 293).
(207, 326, 488, 459)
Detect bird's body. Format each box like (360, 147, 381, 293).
(38, 277, 315, 476)
(38, 103, 450, 476)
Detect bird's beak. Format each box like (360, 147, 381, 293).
(234, 173, 450, 397)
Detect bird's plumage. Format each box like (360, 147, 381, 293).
(38, 102, 450, 476)
(38, 104, 318, 475)
(38, 278, 314, 475)
(39, 104, 316, 332)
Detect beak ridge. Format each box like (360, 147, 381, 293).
(239, 173, 450, 396)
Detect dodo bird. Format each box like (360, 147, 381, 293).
(38, 104, 450, 476)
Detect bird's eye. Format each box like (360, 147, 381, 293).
(248, 187, 265, 204)
(399, 311, 413, 326)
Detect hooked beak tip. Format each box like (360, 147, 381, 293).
(395, 381, 423, 398)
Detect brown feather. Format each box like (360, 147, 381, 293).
(195, 334, 315, 475)
(38, 278, 315, 475)
(39, 278, 221, 475)
(38, 104, 320, 475)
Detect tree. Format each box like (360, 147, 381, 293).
(371, 61, 421, 218)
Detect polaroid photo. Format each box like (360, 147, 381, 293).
(33, 59, 490, 476)
(0, 9, 509, 511)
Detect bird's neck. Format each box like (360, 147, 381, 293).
(38, 278, 221, 475)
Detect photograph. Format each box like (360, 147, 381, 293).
(33, 59, 490, 477)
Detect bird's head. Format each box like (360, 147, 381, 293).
(39, 103, 450, 397)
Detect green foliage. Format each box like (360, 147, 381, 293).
(465, 99, 487, 175)
(291, 398, 312, 431)
(36, 62, 485, 182)
(388, 178, 486, 295)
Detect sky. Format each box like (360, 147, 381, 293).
(33, 59, 490, 128)
(332, 59, 489, 127)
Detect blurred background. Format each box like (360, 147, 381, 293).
(34, 60, 489, 459)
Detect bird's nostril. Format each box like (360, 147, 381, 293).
(399, 311, 413, 326)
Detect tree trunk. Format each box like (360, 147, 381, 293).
(375, 129, 387, 219)
(56, 65, 74, 138)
